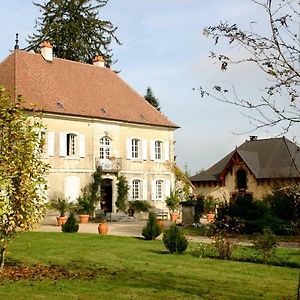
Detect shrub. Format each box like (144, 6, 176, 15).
(116, 175, 129, 212)
(194, 195, 205, 223)
(252, 227, 278, 263)
(165, 190, 181, 212)
(128, 200, 151, 216)
(75, 195, 94, 215)
(264, 187, 299, 221)
(163, 224, 188, 254)
(212, 234, 234, 260)
(204, 196, 216, 214)
(62, 213, 79, 233)
(49, 198, 70, 217)
(214, 195, 289, 234)
(142, 212, 161, 240)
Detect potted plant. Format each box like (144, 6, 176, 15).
(49, 198, 70, 226)
(75, 195, 95, 223)
(165, 190, 181, 222)
(127, 200, 151, 219)
(204, 196, 216, 222)
(98, 213, 108, 235)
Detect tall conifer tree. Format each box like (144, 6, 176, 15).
(144, 87, 161, 111)
(26, 0, 120, 65)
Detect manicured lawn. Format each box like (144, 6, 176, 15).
(181, 225, 300, 243)
(0, 232, 299, 299)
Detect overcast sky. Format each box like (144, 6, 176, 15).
(0, 0, 298, 175)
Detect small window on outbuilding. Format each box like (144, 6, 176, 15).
(236, 169, 247, 190)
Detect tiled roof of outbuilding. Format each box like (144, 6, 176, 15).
(0, 50, 178, 129)
(190, 137, 300, 182)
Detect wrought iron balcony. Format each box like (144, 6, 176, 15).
(95, 157, 122, 172)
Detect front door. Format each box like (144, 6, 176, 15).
(101, 179, 113, 213)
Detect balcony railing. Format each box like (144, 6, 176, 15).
(95, 157, 122, 172)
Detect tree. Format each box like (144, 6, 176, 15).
(144, 87, 161, 111)
(0, 87, 48, 269)
(201, 0, 300, 134)
(26, 0, 121, 65)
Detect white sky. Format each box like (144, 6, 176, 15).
(0, 0, 298, 175)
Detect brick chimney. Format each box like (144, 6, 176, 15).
(40, 41, 53, 62)
(93, 55, 105, 67)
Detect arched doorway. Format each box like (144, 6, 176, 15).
(101, 179, 113, 213)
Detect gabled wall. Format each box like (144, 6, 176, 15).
(193, 163, 297, 201)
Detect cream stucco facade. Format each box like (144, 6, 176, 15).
(42, 113, 176, 212)
(193, 163, 288, 201)
(191, 137, 300, 203)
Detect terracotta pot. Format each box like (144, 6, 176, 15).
(79, 214, 90, 224)
(206, 213, 215, 222)
(170, 212, 179, 222)
(98, 222, 108, 235)
(157, 219, 165, 230)
(57, 216, 67, 226)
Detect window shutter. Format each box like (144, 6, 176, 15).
(47, 132, 55, 157)
(142, 140, 147, 160)
(59, 132, 67, 157)
(150, 140, 155, 160)
(64, 176, 80, 202)
(79, 134, 85, 158)
(164, 180, 171, 198)
(164, 141, 170, 161)
(126, 138, 132, 160)
(142, 180, 148, 200)
(151, 180, 156, 201)
(128, 180, 133, 201)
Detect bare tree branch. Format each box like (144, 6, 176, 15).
(200, 0, 300, 134)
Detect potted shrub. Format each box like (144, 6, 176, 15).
(75, 195, 95, 223)
(165, 190, 181, 222)
(128, 200, 151, 219)
(49, 198, 69, 226)
(98, 213, 108, 235)
(204, 196, 216, 222)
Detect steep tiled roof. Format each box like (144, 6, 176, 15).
(0, 50, 178, 128)
(190, 137, 300, 182)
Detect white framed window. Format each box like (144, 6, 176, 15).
(155, 141, 162, 160)
(132, 179, 141, 200)
(67, 133, 77, 156)
(151, 140, 169, 161)
(100, 137, 111, 159)
(127, 138, 147, 160)
(156, 180, 163, 200)
(59, 132, 85, 158)
(132, 139, 140, 159)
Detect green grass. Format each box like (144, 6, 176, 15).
(181, 225, 300, 242)
(190, 242, 300, 267)
(0, 232, 299, 300)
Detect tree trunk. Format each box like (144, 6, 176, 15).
(0, 245, 7, 270)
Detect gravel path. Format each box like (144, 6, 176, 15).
(36, 220, 300, 248)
